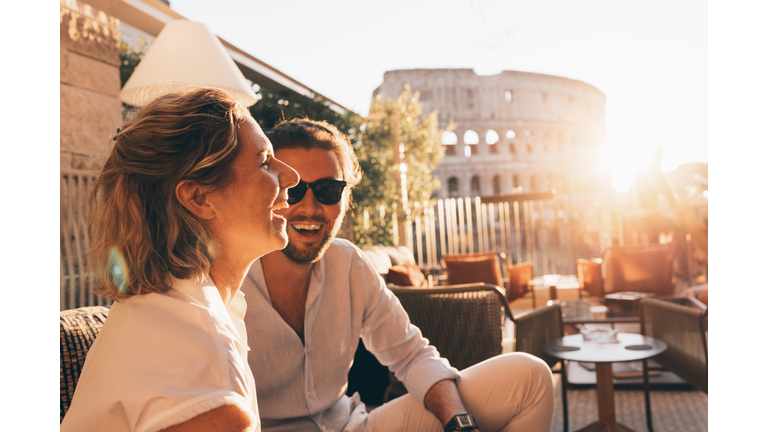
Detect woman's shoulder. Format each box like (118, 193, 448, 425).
(105, 291, 238, 356)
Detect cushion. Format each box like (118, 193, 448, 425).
(384, 246, 415, 266)
(506, 262, 534, 302)
(361, 246, 394, 275)
(387, 262, 428, 288)
(442, 253, 503, 287)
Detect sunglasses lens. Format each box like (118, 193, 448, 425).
(314, 180, 346, 205)
(287, 181, 307, 205)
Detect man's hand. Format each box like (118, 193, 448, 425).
(423, 379, 479, 432)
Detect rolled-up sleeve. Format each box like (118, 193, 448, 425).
(357, 259, 460, 407)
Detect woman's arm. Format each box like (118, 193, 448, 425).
(161, 405, 252, 432)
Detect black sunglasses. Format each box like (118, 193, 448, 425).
(287, 179, 347, 205)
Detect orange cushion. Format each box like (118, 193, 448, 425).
(387, 262, 427, 288)
(442, 253, 503, 287)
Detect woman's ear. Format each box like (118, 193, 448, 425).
(175, 180, 216, 220)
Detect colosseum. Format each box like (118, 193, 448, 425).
(373, 69, 612, 201)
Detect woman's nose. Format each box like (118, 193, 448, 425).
(276, 158, 299, 188)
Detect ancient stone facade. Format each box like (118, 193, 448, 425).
(60, 0, 122, 171)
(374, 69, 611, 200)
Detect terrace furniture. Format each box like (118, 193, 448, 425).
(543, 333, 667, 432)
(383, 283, 511, 402)
(514, 304, 570, 432)
(60, 305, 110, 422)
(640, 298, 708, 432)
(576, 258, 604, 298)
(602, 245, 676, 297)
(527, 274, 581, 307)
(506, 261, 533, 304)
(361, 244, 418, 283)
(440, 252, 505, 288)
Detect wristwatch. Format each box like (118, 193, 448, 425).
(443, 413, 477, 432)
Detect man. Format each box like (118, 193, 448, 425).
(241, 119, 554, 432)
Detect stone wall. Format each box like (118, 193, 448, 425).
(60, 0, 122, 171)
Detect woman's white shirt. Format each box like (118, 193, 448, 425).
(61, 275, 260, 432)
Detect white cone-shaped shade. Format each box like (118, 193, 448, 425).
(119, 20, 258, 107)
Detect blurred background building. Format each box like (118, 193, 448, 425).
(374, 69, 613, 202)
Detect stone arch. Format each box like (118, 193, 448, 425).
(442, 131, 457, 155)
(448, 177, 460, 198)
(470, 175, 481, 196)
(492, 175, 502, 195)
(442, 131, 458, 145)
(486, 129, 499, 144)
(464, 130, 479, 145)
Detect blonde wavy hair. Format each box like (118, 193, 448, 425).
(88, 87, 250, 301)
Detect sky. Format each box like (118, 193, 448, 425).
(168, 0, 708, 190)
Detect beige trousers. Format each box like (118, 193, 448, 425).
(365, 353, 554, 432)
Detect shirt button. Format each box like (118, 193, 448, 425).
(307, 392, 311, 396)
(321, 426, 326, 430)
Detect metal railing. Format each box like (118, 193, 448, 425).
(404, 194, 605, 277)
(60, 168, 112, 310)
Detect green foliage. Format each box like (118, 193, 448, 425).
(248, 85, 360, 135)
(119, 38, 152, 88)
(350, 85, 447, 248)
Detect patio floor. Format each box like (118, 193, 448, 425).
(551, 373, 708, 432)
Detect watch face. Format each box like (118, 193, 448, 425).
(456, 415, 473, 427)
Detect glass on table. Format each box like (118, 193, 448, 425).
(578, 323, 619, 343)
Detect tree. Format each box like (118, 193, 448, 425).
(350, 85, 448, 247)
(119, 38, 152, 88)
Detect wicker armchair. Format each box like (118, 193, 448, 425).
(441, 253, 505, 288)
(513, 304, 569, 432)
(602, 244, 676, 296)
(640, 298, 708, 432)
(383, 283, 511, 402)
(60, 306, 110, 422)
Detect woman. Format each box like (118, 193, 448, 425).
(61, 87, 299, 432)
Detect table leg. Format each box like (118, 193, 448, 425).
(595, 362, 616, 425)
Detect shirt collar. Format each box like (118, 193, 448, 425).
(170, 274, 247, 326)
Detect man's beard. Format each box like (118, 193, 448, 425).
(281, 214, 344, 265)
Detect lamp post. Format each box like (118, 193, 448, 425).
(119, 20, 257, 107)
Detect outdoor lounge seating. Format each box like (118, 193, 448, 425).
(506, 261, 534, 304)
(513, 304, 570, 432)
(576, 258, 604, 298)
(60, 305, 110, 422)
(382, 283, 511, 402)
(601, 244, 677, 297)
(441, 252, 505, 288)
(640, 298, 708, 432)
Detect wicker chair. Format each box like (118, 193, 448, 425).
(513, 304, 569, 432)
(506, 261, 534, 304)
(602, 244, 676, 296)
(441, 253, 505, 288)
(60, 306, 110, 422)
(640, 298, 708, 432)
(383, 283, 512, 402)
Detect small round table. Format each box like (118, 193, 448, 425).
(543, 333, 667, 432)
